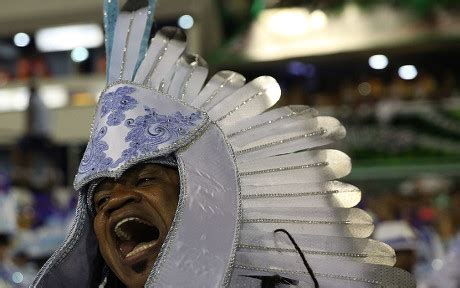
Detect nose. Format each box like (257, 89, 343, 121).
(104, 183, 142, 214)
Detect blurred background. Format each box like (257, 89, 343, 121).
(0, 0, 459, 287)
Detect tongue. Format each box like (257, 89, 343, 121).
(119, 240, 138, 257)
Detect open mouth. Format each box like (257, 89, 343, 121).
(113, 217, 160, 260)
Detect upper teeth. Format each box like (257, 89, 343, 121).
(114, 217, 150, 241)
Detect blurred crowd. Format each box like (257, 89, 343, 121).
(0, 86, 76, 287)
(365, 176, 460, 287)
(315, 72, 457, 108)
(0, 158, 76, 287)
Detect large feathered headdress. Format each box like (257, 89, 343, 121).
(33, 0, 415, 287)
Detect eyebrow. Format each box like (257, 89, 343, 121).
(94, 165, 165, 192)
(93, 180, 114, 194)
(138, 165, 164, 176)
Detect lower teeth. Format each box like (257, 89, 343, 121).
(126, 242, 155, 258)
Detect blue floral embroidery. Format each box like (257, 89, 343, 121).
(78, 126, 113, 175)
(111, 106, 202, 167)
(100, 86, 138, 126)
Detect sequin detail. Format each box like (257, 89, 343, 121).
(201, 72, 237, 108)
(240, 162, 328, 176)
(119, 14, 136, 80)
(180, 57, 199, 100)
(216, 91, 263, 122)
(143, 41, 169, 86)
(242, 190, 340, 199)
(234, 129, 327, 156)
(242, 219, 351, 225)
(237, 244, 368, 258)
(227, 110, 305, 138)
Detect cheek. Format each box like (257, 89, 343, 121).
(165, 197, 179, 224)
(93, 215, 117, 267)
(93, 215, 107, 244)
(156, 189, 179, 225)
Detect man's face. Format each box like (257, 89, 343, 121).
(93, 164, 179, 288)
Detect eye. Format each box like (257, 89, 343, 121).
(136, 177, 157, 187)
(94, 194, 111, 210)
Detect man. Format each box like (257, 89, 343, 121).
(33, 0, 415, 287)
(92, 163, 179, 287)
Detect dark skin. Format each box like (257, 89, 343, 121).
(93, 164, 179, 288)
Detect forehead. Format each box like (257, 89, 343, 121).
(94, 163, 176, 187)
(119, 163, 168, 178)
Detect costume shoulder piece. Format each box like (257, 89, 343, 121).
(33, 0, 416, 287)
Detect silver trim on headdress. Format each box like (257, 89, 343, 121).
(32, 1, 416, 287)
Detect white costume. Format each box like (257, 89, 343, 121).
(32, 0, 415, 287)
